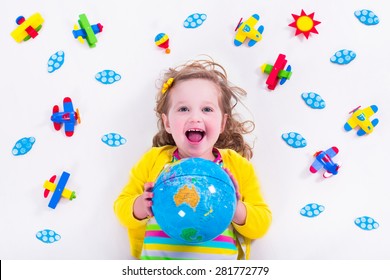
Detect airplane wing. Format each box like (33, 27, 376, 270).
(63, 97, 74, 113)
(64, 122, 75, 137)
(244, 14, 260, 27)
(78, 14, 98, 47)
(344, 117, 358, 131)
(325, 146, 338, 158)
(48, 172, 70, 209)
(362, 105, 378, 119)
(357, 120, 378, 136)
(63, 97, 75, 137)
(266, 67, 280, 90)
(266, 54, 287, 90)
(310, 159, 323, 173)
(274, 54, 287, 70)
(234, 32, 247, 46)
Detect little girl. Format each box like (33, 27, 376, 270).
(114, 59, 272, 260)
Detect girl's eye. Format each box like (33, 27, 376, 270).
(178, 107, 189, 112)
(203, 107, 213, 112)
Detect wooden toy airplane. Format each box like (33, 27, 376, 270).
(261, 54, 292, 90)
(51, 97, 80, 137)
(43, 171, 76, 209)
(234, 14, 264, 47)
(310, 146, 340, 178)
(72, 13, 103, 48)
(10, 13, 44, 42)
(344, 105, 379, 136)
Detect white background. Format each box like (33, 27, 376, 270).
(1, 0, 389, 260)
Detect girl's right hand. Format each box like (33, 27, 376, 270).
(133, 182, 154, 220)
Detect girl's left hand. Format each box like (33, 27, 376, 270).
(223, 167, 246, 225)
(223, 167, 241, 201)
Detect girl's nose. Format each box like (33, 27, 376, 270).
(188, 112, 202, 123)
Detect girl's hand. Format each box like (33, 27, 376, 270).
(223, 168, 246, 225)
(133, 182, 154, 220)
(223, 167, 241, 201)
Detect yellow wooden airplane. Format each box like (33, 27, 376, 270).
(11, 13, 44, 42)
(234, 14, 264, 47)
(344, 105, 379, 136)
(43, 172, 76, 209)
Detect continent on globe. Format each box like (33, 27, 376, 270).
(180, 228, 203, 242)
(173, 184, 199, 210)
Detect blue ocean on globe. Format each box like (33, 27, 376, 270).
(152, 157, 236, 244)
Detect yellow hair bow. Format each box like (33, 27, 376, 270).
(161, 78, 174, 94)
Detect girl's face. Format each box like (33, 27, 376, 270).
(162, 79, 227, 161)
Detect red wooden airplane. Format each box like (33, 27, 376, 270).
(261, 54, 292, 90)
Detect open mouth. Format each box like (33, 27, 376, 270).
(185, 129, 205, 143)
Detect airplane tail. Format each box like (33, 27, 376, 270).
(52, 105, 62, 130)
(73, 24, 85, 43)
(257, 24, 264, 35)
(44, 175, 57, 198)
(323, 171, 333, 178)
(280, 65, 292, 85)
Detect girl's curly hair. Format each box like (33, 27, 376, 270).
(152, 59, 254, 159)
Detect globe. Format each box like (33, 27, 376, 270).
(152, 157, 237, 244)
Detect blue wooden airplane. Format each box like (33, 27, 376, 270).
(51, 97, 80, 137)
(310, 146, 340, 178)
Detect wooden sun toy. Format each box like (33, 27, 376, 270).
(289, 9, 321, 39)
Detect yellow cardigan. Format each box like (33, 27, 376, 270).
(114, 146, 272, 259)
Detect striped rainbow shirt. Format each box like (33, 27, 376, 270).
(141, 217, 238, 260)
